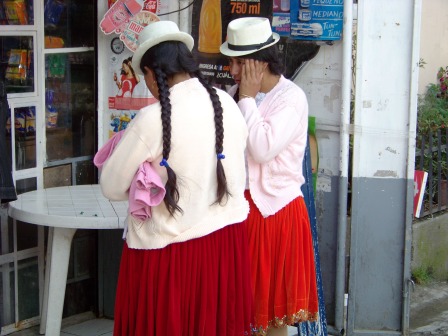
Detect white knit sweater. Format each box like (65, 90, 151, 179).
(100, 78, 249, 249)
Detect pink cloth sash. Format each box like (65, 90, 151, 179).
(94, 131, 165, 221)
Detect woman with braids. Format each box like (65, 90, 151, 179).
(220, 17, 319, 336)
(99, 21, 253, 336)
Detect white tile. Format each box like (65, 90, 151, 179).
(288, 325, 298, 336)
(48, 209, 77, 216)
(49, 201, 73, 207)
(75, 211, 103, 218)
(73, 207, 102, 213)
(101, 212, 119, 219)
(61, 318, 114, 336)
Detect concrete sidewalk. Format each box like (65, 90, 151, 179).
(8, 281, 448, 336)
(410, 281, 448, 335)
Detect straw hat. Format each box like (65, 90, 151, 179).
(220, 17, 280, 57)
(132, 21, 194, 75)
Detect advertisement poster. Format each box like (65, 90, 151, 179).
(272, 0, 291, 36)
(290, 0, 344, 41)
(101, 0, 166, 137)
(191, 0, 273, 86)
(190, 0, 332, 85)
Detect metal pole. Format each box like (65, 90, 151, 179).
(402, 0, 422, 334)
(335, 0, 353, 334)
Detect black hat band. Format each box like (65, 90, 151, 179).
(227, 35, 275, 52)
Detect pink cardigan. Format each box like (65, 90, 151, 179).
(229, 75, 308, 217)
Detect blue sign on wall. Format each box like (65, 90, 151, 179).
(290, 0, 344, 41)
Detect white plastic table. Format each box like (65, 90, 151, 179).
(8, 185, 128, 335)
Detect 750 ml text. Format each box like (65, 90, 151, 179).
(230, 1, 260, 15)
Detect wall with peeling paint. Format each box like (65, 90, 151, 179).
(349, 1, 418, 335)
(295, 42, 343, 327)
(295, 1, 420, 334)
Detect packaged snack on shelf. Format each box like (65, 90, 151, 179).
(45, 89, 58, 128)
(44, 0, 66, 27)
(5, 49, 28, 82)
(0, 2, 8, 25)
(15, 110, 26, 136)
(45, 36, 65, 48)
(26, 107, 36, 136)
(46, 54, 66, 78)
(27, 0, 34, 24)
(27, 50, 34, 80)
(46, 106, 58, 129)
(4, 0, 28, 25)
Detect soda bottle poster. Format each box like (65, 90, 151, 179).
(191, 0, 272, 86)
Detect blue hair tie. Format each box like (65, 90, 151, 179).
(217, 153, 225, 160)
(159, 158, 169, 168)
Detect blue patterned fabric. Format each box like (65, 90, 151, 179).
(297, 139, 328, 336)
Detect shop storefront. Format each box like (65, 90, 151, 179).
(0, 0, 343, 333)
(0, 1, 97, 333)
(0, 1, 364, 335)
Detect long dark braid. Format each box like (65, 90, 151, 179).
(233, 87, 240, 103)
(153, 66, 182, 215)
(140, 41, 230, 215)
(196, 72, 231, 204)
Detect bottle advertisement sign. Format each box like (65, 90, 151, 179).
(191, 0, 273, 86)
(290, 0, 344, 41)
(191, 0, 344, 85)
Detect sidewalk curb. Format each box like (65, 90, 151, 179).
(410, 281, 448, 335)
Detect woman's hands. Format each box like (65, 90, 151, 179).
(239, 59, 266, 99)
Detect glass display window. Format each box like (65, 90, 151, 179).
(17, 257, 40, 320)
(0, 35, 36, 96)
(0, 262, 15, 327)
(15, 176, 37, 194)
(6, 105, 37, 171)
(1, 0, 96, 333)
(0, 0, 34, 26)
(45, 51, 95, 162)
(44, 0, 95, 49)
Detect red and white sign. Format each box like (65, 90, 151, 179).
(414, 170, 428, 218)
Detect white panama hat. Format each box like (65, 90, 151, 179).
(132, 20, 194, 75)
(220, 17, 280, 57)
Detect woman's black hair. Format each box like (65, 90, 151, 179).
(140, 41, 230, 216)
(122, 58, 137, 79)
(233, 44, 283, 103)
(242, 44, 284, 76)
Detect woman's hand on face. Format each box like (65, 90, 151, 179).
(240, 59, 265, 98)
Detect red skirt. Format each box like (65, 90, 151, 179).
(113, 223, 254, 336)
(244, 191, 319, 335)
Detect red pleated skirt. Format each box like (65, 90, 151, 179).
(113, 222, 254, 336)
(244, 190, 319, 335)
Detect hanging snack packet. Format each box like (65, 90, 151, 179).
(4, 0, 28, 25)
(5, 49, 28, 82)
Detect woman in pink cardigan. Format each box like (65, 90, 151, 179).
(220, 17, 319, 336)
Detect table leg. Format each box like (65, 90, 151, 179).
(39, 227, 77, 335)
(39, 227, 53, 335)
